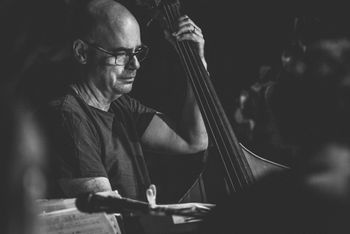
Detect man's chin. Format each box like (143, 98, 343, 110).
(119, 84, 133, 94)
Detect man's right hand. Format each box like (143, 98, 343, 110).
(96, 190, 122, 198)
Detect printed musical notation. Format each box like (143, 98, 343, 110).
(37, 199, 121, 234)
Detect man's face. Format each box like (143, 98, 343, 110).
(86, 16, 142, 98)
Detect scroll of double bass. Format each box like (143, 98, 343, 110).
(139, 0, 288, 202)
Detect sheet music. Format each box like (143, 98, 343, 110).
(37, 201, 121, 234)
(37, 198, 76, 213)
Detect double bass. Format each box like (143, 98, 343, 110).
(137, 0, 288, 203)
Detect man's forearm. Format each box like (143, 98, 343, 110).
(180, 79, 209, 152)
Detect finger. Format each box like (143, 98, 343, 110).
(177, 16, 191, 26)
(173, 24, 193, 36)
(178, 20, 202, 34)
(192, 27, 203, 37)
(146, 189, 153, 201)
(150, 184, 157, 198)
(177, 14, 190, 22)
(176, 33, 204, 43)
(175, 15, 202, 33)
(174, 25, 203, 38)
(177, 15, 199, 28)
(114, 190, 121, 198)
(146, 184, 157, 206)
(147, 184, 155, 197)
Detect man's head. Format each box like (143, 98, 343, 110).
(71, 0, 146, 100)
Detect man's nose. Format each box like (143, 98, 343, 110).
(126, 55, 140, 70)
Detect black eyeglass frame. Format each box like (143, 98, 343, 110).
(81, 39, 149, 66)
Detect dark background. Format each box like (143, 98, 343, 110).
(2, 0, 350, 202)
(0, 0, 299, 107)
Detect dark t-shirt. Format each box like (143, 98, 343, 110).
(46, 88, 156, 200)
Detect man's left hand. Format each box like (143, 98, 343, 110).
(165, 15, 206, 67)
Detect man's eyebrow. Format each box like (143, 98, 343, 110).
(111, 45, 143, 53)
(111, 47, 130, 53)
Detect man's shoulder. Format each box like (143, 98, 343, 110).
(48, 90, 82, 113)
(41, 90, 89, 125)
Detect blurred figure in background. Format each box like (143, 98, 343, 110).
(271, 37, 350, 205)
(232, 16, 350, 166)
(232, 17, 310, 166)
(201, 38, 350, 234)
(0, 91, 48, 234)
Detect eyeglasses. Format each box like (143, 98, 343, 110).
(81, 40, 149, 66)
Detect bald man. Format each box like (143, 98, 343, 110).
(46, 0, 208, 201)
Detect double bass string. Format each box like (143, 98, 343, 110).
(167, 1, 255, 188)
(170, 4, 254, 186)
(177, 7, 255, 186)
(162, 3, 238, 191)
(166, 3, 253, 187)
(182, 43, 255, 185)
(163, 3, 250, 191)
(162, 4, 240, 189)
(163, 3, 247, 191)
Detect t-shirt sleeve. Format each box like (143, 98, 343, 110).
(125, 96, 158, 137)
(49, 110, 107, 179)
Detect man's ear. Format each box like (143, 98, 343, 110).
(73, 39, 88, 64)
